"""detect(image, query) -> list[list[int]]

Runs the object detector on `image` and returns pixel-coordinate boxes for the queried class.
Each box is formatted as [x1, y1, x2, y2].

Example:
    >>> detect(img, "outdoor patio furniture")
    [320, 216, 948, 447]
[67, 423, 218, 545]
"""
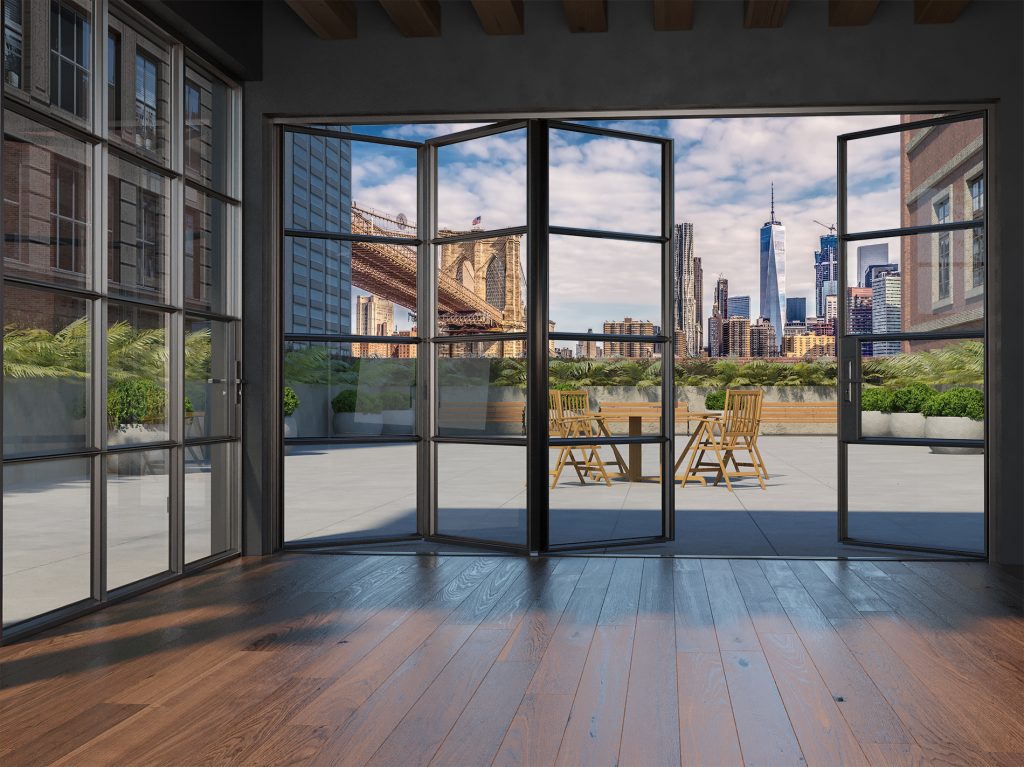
[674, 389, 768, 490]
[548, 390, 615, 488]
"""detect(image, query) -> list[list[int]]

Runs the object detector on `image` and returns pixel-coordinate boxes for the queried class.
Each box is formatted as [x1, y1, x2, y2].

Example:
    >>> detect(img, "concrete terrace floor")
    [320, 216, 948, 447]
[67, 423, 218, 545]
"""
[283, 437, 985, 557]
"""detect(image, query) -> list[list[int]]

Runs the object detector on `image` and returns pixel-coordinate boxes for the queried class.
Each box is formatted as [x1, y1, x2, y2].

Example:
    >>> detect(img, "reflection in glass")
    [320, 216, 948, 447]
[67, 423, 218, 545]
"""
[283, 129, 352, 234]
[847, 443, 983, 553]
[4, 0, 25, 89]
[549, 444, 661, 545]
[549, 128, 662, 235]
[107, 449, 171, 589]
[437, 443, 525, 546]
[437, 342, 525, 438]
[284, 236, 354, 335]
[846, 115, 982, 234]
[185, 442, 234, 562]
[549, 235, 660, 333]
[3, 458, 92, 625]
[284, 443, 416, 543]
[284, 342, 416, 438]
[184, 66, 233, 194]
[108, 156, 169, 301]
[185, 188, 230, 314]
[3, 109, 92, 288]
[436, 235, 525, 335]
[107, 303, 170, 444]
[3, 283, 90, 457]
[49, 0, 91, 120]
[185, 316, 234, 440]
[437, 129, 525, 232]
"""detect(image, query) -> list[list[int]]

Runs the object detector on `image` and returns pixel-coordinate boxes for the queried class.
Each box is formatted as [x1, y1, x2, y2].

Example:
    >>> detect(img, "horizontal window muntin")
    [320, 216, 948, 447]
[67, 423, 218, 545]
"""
[107, 294, 178, 314]
[838, 110, 983, 142]
[842, 220, 983, 242]
[185, 179, 241, 208]
[284, 435, 420, 445]
[182, 306, 239, 324]
[105, 439, 177, 453]
[284, 333, 420, 344]
[184, 434, 241, 448]
[843, 330, 984, 342]
[550, 332, 670, 344]
[283, 228, 419, 246]
[107, 141, 175, 181]
[433, 332, 525, 345]
[1, 447, 100, 464]
[549, 435, 668, 447]
[548, 225, 668, 244]
[550, 119, 670, 145]
[852, 436, 984, 449]
[431, 226, 526, 246]
[3, 98, 100, 146]
[283, 124, 422, 150]
[426, 120, 526, 148]
[432, 435, 527, 447]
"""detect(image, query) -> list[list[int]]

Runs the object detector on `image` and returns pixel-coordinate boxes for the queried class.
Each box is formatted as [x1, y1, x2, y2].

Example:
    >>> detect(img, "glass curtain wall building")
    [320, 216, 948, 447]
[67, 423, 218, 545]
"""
[1, 0, 242, 637]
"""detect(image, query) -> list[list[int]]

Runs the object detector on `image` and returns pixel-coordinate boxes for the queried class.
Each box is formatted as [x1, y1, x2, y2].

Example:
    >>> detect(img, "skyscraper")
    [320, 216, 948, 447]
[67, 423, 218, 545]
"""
[847, 287, 873, 355]
[727, 295, 750, 319]
[856, 243, 889, 287]
[759, 185, 785, 353]
[714, 275, 729, 319]
[786, 296, 807, 324]
[603, 317, 656, 358]
[750, 318, 777, 358]
[672, 223, 700, 356]
[723, 316, 751, 357]
[864, 263, 899, 289]
[814, 233, 838, 317]
[576, 329, 599, 359]
[708, 303, 724, 357]
[872, 271, 902, 356]
[693, 255, 703, 354]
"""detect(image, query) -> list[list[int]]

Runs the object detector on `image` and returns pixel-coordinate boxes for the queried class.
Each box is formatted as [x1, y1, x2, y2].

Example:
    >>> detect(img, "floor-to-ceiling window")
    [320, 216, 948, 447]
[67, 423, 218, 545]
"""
[1, 0, 242, 638]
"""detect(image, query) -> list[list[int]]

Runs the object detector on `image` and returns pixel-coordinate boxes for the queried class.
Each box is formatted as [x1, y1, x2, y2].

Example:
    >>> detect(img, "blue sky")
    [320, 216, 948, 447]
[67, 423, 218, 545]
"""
[342, 116, 904, 339]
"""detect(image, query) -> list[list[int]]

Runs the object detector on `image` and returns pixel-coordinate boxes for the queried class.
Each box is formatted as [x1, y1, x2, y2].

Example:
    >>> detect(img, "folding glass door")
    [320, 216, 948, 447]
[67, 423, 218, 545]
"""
[837, 112, 986, 556]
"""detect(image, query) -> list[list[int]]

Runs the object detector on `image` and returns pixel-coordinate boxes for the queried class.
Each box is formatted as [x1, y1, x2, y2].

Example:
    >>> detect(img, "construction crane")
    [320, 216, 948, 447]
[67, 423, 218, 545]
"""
[814, 220, 837, 234]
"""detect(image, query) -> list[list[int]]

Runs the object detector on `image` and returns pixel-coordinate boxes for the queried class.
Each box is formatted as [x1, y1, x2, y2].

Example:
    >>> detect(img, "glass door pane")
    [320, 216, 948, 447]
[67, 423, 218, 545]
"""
[838, 112, 986, 556]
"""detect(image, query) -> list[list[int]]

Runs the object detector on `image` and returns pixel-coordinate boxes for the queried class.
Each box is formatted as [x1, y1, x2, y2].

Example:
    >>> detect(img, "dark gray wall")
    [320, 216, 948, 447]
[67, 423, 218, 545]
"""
[241, 0, 1024, 564]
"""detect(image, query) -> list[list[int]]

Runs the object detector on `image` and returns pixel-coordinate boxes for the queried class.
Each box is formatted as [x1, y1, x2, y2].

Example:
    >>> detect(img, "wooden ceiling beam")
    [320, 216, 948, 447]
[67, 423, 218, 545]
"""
[564, 0, 608, 33]
[828, 0, 880, 26]
[653, 0, 694, 31]
[914, 0, 970, 23]
[378, 0, 441, 37]
[470, 0, 524, 35]
[285, 0, 357, 39]
[743, 0, 790, 28]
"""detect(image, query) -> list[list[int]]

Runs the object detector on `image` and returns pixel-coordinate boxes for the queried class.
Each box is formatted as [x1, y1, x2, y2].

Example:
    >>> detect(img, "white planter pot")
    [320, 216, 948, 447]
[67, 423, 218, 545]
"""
[283, 416, 297, 439]
[889, 412, 926, 439]
[925, 416, 984, 454]
[333, 412, 383, 436]
[107, 425, 169, 472]
[382, 409, 415, 435]
[861, 410, 891, 438]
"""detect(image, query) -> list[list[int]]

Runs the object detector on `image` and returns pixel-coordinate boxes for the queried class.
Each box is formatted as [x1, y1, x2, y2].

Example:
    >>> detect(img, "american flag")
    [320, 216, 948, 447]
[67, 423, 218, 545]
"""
[472, 215, 482, 226]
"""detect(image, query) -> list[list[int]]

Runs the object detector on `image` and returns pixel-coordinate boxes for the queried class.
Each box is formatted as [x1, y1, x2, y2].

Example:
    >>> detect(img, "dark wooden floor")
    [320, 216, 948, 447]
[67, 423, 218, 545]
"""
[1, 554, 1022, 767]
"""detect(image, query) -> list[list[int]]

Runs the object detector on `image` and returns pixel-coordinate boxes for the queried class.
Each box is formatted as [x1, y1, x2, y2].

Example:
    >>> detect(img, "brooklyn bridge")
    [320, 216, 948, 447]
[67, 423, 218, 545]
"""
[351, 204, 525, 334]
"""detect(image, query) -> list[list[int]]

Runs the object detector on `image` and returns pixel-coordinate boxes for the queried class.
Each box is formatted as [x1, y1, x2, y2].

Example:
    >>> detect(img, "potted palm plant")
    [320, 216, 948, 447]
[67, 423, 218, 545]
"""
[860, 386, 894, 437]
[888, 382, 936, 438]
[923, 387, 984, 454]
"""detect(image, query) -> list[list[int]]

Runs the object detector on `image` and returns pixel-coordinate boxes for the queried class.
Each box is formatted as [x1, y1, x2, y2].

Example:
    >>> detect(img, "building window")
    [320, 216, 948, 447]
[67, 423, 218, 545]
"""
[107, 32, 120, 132]
[51, 158, 88, 275]
[4, 0, 23, 88]
[934, 197, 950, 301]
[972, 230, 985, 289]
[138, 189, 161, 289]
[184, 80, 202, 174]
[50, 0, 91, 120]
[134, 52, 158, 151]
[969, 175, 984, 214]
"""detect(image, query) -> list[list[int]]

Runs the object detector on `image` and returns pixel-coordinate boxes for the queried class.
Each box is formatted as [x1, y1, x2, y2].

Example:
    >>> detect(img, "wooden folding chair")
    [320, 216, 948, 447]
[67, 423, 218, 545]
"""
[557, 390, 628, 477]
[548, 390, 616, 488]
[677, 389, 768, 490]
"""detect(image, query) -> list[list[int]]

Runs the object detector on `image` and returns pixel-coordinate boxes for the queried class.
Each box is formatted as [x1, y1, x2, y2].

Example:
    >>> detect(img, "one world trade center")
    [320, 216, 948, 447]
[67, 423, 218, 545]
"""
[759, 184, 786, 353]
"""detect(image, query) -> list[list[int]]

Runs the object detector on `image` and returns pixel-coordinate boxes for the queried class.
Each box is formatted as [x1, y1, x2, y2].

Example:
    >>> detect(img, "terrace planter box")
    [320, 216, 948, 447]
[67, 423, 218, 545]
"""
[861, 411, 890, 438]
[382, 408, 415, 435]
[333, 412, 383, 436]
[889, 412, 926, 439]
[925, 416, 984, 454]
[283, 416, 297, 439]
[108, 425, 169, 472]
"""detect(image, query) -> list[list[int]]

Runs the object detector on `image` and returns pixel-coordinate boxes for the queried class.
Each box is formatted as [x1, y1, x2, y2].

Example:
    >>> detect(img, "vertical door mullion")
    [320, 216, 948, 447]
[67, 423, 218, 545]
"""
[417, 142, 436, 537]
[526, 120, 549, 553]
[836, 135, 849, 543]
[660, 138, 675, 541]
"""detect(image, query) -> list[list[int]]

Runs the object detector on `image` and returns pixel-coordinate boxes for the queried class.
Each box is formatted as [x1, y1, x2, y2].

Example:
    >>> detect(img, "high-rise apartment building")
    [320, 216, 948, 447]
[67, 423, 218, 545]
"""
[782, 333, 836, 358]
[750, 317, 777, 358]
[714, 276, 729, 319]
[673, 329, 688, 359]
[693, 255, 703, 354]
[603, 317, 656, 358]
[824, 293, 838, 325]
[864, 263, 900, 289]
[672, 223, 700, 356]
[786, 296, 806, 324]
[847, 286, 873, 356]
[727, 295, 750, 320]
[759, 185, 786, 352]
[856, 243, 889, 287]
[723, 316, 751, 357]
[354, 294, 394, 336]
[814, 233, 838, 317]
[708, 303, 724, 357]
[576, 329, 599, 359]
[872, 271, 902, 356]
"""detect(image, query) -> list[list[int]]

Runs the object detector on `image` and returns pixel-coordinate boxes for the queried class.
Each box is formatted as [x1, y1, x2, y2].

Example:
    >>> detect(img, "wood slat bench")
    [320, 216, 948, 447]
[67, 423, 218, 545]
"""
[437, 401, 525, 434]
[597, 401, 691, 424]
[759, 401, 837, 424]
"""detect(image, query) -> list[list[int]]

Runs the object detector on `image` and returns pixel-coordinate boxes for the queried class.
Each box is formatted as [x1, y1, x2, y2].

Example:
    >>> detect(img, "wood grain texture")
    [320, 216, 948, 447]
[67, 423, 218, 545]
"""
[2, 552, 1022, 767]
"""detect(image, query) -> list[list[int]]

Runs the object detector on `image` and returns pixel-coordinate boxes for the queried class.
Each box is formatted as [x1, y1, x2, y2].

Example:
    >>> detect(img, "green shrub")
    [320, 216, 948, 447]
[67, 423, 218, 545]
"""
[184, 396, 194, 414]
[860, 387, 895, 413]
[108, 378, 166, 429]
[704, 390, 726, 410]
[890, 382, 937, 414]
[380, 389, 411, 410]
[283, 386, 300, 417]
[331, 389, 357, 414]
[922, 387, 984, 420]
